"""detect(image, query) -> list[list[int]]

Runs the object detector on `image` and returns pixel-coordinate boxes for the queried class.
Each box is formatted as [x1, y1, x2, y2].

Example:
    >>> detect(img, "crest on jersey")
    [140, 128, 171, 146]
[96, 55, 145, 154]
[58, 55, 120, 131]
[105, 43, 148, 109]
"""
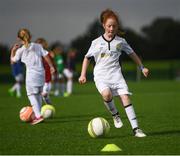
[101, 53, 105, 58]
[100, 52, 110, 58]
[116, 43, 121, 52]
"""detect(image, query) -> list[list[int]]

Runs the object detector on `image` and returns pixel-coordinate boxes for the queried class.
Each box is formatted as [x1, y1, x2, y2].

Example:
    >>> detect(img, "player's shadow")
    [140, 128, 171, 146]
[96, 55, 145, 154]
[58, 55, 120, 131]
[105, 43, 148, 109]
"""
[103, 129, 180, 139]
[44, 114, 109, 124]
[100, 135, 130, 139]
[44, 114, 143, 124]
[148, 129, 180, 136]
[44, 114, 137, 124]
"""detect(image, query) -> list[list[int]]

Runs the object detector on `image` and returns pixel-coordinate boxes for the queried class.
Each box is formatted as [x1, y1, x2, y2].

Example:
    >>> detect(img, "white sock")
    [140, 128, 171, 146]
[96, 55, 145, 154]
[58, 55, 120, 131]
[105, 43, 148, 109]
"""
[125, 104, 138, 129]
[104, 99, 118, 115]
[67, 79, 72, 94]
[37, 94, 42, 108]
[54, 82, 59, 92]
[60, 83, 65, 94]
[48, 83, 52, 94]
[43, 82, 52, 95]
[28, 94, 41, 118]
[11, 83, 18, 91]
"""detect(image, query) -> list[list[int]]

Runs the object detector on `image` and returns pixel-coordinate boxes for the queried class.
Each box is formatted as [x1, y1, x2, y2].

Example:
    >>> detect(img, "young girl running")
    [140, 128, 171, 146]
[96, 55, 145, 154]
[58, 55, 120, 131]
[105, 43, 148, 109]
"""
[63, 48, 77, 96]
[79, 9, 149, 137]
[11, 28, 55, 125]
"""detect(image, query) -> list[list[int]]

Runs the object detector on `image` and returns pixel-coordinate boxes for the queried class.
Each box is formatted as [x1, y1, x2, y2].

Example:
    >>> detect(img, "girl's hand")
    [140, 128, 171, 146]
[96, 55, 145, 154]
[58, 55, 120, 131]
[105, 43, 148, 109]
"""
[10, 43, 21, 64]
[79, 76, 87, 84]
[12, 43, 20, 52]
[142, 67, 149, 77]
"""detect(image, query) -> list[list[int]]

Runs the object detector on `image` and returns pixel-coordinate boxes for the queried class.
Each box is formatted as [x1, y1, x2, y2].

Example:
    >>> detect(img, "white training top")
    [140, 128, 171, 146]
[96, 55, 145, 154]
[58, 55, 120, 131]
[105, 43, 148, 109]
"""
[85, 35, 134, 83]
[11, 43, 48, 86]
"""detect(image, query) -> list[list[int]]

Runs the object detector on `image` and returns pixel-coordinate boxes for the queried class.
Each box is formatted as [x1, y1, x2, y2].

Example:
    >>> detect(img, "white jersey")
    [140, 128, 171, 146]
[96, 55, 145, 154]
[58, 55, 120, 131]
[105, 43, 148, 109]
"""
[85, 35, 134, 83]
[11, 43, 48, 87]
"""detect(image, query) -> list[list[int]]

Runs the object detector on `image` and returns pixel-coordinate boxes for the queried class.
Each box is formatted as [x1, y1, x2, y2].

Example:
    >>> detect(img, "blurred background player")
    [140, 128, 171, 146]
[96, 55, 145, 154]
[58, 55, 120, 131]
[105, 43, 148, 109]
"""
[9, 50, 24, 98]
[63, 48, 77, 96]
[35, 38, 56, 104]
[51, 43, 65, 96]
[11, 28, 55, 125]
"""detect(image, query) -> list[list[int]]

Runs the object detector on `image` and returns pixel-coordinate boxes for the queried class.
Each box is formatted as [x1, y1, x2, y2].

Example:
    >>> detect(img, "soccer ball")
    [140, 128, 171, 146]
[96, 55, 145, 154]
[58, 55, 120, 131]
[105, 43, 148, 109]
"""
[88, 117, 110, 138]
[19, 106, 35, 122]
[41, 104, 55, 119]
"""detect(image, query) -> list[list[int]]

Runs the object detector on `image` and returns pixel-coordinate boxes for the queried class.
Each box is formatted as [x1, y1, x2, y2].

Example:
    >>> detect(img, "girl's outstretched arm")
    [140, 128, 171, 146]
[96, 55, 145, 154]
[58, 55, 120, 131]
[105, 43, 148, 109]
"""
[44, 54, 55, 75]
[79, 57, 90, 84]
[129, 52, 149, 77]
[10, 43, 21, 64]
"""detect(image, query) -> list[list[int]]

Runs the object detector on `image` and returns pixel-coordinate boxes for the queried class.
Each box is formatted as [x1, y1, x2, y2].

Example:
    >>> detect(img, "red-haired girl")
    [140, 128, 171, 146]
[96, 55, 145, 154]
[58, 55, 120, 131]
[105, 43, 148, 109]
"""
[79, 9, 149, 137]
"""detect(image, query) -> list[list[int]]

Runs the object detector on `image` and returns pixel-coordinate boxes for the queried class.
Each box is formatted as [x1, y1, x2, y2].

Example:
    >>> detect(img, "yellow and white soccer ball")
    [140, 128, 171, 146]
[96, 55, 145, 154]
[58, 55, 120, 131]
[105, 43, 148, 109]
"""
[41, 104, 55, 119]
[88, 117, 110, 138]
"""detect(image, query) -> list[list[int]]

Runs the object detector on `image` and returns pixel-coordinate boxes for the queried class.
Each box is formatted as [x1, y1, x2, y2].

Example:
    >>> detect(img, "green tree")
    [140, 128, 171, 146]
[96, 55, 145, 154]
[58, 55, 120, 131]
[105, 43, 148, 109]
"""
[0, 44, 10, 64]
[142, 18, 180, 59]
[70, 19, 103, 62]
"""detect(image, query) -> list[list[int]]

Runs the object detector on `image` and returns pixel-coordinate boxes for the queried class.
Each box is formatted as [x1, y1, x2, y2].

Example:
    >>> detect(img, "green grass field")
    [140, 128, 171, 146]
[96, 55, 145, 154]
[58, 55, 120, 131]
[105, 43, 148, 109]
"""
[0, 80, 180, 155]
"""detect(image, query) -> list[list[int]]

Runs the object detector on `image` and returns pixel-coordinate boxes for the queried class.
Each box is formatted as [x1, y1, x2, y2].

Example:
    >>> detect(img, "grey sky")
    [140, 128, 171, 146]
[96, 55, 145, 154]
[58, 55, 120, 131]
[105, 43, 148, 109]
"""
[0, 0, 180, 46]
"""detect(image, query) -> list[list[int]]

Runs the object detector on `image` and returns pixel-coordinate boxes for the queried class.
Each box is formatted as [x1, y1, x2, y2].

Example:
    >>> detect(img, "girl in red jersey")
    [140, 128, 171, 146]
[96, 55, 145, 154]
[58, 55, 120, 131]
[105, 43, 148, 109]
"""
[35, 38, 57, 104]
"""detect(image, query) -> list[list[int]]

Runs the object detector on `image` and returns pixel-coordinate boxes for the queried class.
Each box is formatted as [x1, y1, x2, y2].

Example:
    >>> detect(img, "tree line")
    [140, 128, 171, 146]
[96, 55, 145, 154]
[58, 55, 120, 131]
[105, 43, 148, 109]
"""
[1, 17, 180, 65]
[70, 17, 180, 62]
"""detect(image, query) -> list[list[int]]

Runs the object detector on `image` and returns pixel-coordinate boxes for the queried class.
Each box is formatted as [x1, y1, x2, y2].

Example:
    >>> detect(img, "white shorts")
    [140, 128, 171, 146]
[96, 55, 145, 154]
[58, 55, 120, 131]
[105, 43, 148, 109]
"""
[95, 80, 132, 96]
[15, 73, 23, 82]
[63, 68, 73, 79]
[26, 85, 43, 96]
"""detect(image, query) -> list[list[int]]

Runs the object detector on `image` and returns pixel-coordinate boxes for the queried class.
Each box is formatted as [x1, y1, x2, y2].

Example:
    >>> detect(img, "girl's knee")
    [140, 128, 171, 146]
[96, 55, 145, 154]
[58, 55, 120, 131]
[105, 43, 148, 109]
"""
[101, 89, 112, 101]
[120, 95, 131, 106]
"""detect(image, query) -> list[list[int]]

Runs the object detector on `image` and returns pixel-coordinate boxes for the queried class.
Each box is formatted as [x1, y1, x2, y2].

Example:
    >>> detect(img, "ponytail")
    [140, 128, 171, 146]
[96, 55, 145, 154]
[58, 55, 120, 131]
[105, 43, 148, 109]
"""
[17, 28, 31, 45]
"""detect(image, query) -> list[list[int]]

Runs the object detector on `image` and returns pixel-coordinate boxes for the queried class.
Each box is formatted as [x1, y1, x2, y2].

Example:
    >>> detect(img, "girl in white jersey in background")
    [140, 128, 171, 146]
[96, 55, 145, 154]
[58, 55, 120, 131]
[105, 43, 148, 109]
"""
[79, 9, 149, 137]
[11, 28, 55, 125]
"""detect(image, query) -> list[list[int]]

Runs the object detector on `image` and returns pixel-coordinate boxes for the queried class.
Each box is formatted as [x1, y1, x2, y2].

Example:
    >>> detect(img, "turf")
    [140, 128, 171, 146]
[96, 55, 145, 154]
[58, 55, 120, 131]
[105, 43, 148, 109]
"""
[0, 80, 180, 155]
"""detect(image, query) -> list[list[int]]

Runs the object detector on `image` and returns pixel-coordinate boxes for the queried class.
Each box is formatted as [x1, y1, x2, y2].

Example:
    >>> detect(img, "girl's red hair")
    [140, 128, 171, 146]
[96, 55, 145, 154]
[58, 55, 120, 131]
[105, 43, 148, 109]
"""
[100, 9, 120, 26]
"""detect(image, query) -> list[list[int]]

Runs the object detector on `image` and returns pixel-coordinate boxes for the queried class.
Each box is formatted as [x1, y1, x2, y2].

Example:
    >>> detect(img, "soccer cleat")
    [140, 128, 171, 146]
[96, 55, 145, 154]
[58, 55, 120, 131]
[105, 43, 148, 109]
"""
[133, 128, 146, 137]
[31, 116, 44, 125]
[63, 92, 70, 97]
[16, 93, 22, 98]
[112, 114, 123, 128]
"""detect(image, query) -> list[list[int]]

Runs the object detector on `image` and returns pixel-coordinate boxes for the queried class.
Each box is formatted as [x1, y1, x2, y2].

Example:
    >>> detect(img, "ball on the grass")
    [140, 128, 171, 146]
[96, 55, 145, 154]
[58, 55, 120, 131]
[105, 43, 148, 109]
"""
[88, 117, 110, 138]
[20, 106, 35, 122]
[41, 104, 55, 119]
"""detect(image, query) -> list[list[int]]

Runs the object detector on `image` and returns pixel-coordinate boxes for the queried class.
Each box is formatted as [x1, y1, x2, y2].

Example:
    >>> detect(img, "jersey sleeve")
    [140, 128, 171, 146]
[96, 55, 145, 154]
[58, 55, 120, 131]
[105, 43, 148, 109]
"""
[121, 39, 134, 55]
[85, 41, 95, 58]
[11, 48, 23, 62]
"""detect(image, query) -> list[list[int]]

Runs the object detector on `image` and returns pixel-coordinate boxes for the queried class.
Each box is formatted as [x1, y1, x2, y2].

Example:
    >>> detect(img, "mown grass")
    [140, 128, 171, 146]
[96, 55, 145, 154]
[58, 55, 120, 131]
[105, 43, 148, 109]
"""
[0, 80, 180, 154]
